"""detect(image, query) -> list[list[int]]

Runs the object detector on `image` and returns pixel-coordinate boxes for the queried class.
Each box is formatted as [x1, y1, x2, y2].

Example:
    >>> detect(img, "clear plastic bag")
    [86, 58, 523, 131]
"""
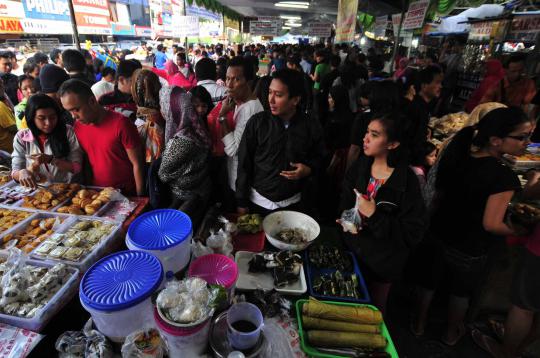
[191, 240, 213, 259]
[0, 323, 43, 358]
[56, 318, 113, 358]
[121, 327, 167, 358]
[339, 190, 362, 234]
[205, 229, 233, 258]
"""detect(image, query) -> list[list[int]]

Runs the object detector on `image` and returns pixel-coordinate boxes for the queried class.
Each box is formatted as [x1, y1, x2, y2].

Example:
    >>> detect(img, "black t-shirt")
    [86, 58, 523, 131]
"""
[430, 156, 520, 256]
[350, 110, 372, 146]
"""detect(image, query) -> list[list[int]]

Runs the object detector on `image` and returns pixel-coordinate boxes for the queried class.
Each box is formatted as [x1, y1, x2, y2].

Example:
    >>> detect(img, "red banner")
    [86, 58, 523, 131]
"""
[73, 0, 111, 34]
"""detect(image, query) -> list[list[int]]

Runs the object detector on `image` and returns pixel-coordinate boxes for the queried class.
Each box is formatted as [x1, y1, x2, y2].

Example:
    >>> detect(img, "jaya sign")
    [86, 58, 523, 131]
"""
[0, 17, 23, 33]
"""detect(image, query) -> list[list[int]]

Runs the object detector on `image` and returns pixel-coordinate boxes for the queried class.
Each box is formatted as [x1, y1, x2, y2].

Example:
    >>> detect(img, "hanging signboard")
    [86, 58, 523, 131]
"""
[469, 21, 493, 41]
[402, 0, 429, 30]
[112, 23, 135, 36]
[392, 13, 402, 35]
[73, 0, 112, 35]
[508, 15, 540, 42]
[22, 0, 69, 21]
[308, 22, 332, 37]
[258, 16, 280, 22]
[374, 15, 387, 38]
[177, 15, 199, 37]
[250, 20, 279, 36]
[186, 3, 220, 22]
[335, 0, 358, 43]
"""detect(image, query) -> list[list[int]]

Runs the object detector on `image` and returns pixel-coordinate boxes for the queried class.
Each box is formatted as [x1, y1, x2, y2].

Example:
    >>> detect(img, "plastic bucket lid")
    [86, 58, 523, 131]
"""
[80, 250, 163, 312]
[154, 307, 210, 336]
[127, 209, 192, 251]
[188, 254, 239, 289]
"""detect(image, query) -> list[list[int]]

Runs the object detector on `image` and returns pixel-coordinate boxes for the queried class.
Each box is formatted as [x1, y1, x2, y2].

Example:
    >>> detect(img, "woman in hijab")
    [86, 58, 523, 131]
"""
[158, 84, 212, 222]
[394, 57, 410, 80]
[465, 59, 505, 113]
[131, 69, 165, 163]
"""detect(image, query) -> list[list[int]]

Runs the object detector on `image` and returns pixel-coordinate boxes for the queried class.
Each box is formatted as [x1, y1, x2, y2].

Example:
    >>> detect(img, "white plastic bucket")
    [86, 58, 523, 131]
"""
[154, 307, 211, 357]
[81, 296, 154, 343]
[126, 209, 193, 277]
[126, 234, 192, 276]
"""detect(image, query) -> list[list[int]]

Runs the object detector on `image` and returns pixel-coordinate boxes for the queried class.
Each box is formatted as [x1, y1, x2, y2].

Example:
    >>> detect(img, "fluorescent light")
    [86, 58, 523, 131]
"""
[286, 22, 302, 27]
[282, 26, 291, 29]
[275, 2, 309, 9]
[280, 15, 301, 20]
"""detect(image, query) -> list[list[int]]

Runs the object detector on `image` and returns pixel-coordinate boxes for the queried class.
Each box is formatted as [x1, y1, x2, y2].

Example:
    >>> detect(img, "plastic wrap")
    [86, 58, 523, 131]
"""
[191, 241, 213, 259]
[206, 229, 233, 258]
[121, 327, 167, 358]
[156, 277, 223, 325]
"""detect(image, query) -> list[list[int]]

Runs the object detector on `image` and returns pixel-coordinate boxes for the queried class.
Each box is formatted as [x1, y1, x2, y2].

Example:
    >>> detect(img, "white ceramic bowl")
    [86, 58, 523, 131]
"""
[262, 211, 320, 251]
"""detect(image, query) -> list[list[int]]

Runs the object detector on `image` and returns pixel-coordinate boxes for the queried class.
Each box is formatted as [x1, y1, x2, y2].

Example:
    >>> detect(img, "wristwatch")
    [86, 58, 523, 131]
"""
[218, 116, 227, 123]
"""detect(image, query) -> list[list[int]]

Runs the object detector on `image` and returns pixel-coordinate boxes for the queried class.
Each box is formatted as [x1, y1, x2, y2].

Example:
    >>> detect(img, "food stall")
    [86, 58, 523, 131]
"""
[0, 179, 400, 358]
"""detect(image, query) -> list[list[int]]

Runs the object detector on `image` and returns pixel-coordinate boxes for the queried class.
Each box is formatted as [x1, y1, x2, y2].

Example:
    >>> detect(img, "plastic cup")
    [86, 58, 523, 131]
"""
[226, 303, 264, 351]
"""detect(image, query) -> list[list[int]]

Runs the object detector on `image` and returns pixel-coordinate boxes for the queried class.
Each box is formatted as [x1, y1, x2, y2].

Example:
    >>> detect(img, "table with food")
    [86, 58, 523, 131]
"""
[0, 196, 400, 357]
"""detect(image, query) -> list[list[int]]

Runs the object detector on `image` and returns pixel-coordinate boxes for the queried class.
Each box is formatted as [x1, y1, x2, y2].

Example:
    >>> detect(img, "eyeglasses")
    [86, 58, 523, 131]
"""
[506, 134, 532, 142]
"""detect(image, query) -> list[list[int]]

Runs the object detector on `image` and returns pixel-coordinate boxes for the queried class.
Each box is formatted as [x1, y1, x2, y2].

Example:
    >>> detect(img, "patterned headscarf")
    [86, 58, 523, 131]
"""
[159, 85, 211, 148]
[131, 69, 162, 110]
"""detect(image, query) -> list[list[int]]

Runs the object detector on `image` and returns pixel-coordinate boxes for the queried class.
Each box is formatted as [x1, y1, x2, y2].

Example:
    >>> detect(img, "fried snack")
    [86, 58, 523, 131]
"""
[302, 316, 381, 334]
[1, 216, 63, 251]
[57, 187, 117, 216]
[20, 187, 77, 211]
[302, 300, 383, 324]
[307, 330, 386, 349]
[0, 209, 33, 234]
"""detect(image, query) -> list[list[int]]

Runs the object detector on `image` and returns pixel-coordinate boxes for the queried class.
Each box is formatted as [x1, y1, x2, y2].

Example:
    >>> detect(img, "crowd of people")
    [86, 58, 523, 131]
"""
[0, 41, 539, 357]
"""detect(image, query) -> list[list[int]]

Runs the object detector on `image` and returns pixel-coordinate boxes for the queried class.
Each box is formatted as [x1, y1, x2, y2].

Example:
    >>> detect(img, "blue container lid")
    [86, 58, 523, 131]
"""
[80, 250, 163, 311]
[127, 209, 192, 250]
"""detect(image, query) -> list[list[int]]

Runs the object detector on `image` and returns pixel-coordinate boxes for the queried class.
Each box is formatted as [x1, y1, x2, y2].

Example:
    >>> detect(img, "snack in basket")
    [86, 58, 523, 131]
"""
[21, 184, 81, 211]
[33, 220, 115, 262]
[1, 217, 62, 253]
[312, 271, 361, 299]
[430, 112, 469, 136]
[308, 245, 353, 271]
[0, 209, 32, 234]
[57, 187, 116, 215]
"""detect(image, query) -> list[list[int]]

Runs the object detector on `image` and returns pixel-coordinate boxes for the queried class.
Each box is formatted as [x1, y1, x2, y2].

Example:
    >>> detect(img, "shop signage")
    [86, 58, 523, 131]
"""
[335, 0, 358, 43]
[374, 15, 387, 37]
[177, 15, 199, 37]
[0, 0, 24, 18]
[250, 20, 279, 36]
[21, 18, 72, 33]
[402, 0, 429, 30]
[258, 16, 280, 22]
[392, 13, 402, 35]
[468, 21, 493, 41]
[0, 17, 22, 33]
[73, 0, 112, 35]
[22, 0, 69, 21]
[135, 25, 152, 37]
[186, 3, 220, 22]
[508, 15, 540, 42]
[308, 22, 332, 37]
[112, 22, 135, 36]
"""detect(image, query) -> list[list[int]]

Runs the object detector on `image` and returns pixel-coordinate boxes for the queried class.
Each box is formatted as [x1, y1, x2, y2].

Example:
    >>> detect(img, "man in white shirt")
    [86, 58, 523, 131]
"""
[91, 67, 116, 100]
[195, 58, 227, 106]
[218, 56, 264, 195]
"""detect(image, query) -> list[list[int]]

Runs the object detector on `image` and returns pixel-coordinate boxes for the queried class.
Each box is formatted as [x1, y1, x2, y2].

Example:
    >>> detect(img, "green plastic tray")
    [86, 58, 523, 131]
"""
[295, 299, 399, 358]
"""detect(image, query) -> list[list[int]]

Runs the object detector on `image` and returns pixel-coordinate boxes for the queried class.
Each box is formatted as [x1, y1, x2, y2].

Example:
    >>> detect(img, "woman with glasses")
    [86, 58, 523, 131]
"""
[409, 107, 533, 345]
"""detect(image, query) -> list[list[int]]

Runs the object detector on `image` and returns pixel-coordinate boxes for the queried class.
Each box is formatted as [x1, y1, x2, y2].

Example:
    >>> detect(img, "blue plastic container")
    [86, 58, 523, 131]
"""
[305, 250, 370, 303]
[80, 250, 163, 342]
[126, 209, 193, 277]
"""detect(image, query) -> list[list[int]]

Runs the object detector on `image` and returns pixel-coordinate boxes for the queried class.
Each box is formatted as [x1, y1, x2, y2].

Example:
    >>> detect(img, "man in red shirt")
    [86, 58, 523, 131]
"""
[59, 79, 145, 196]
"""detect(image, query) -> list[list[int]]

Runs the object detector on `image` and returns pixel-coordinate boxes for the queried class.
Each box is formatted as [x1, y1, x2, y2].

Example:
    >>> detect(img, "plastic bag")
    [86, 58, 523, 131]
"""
[121, 327, 166, 358]
[56, 318, 113, 358]
[260, 318, 297, 358]
[339, 190, 362, 234]
[205, 229, 233, 258]
[0, 322, 43, 358]
[0, 248, 30, 306]
[191, 240, 213, 259]
[218, 216, 237, 234]
[156, 277, 224, 325]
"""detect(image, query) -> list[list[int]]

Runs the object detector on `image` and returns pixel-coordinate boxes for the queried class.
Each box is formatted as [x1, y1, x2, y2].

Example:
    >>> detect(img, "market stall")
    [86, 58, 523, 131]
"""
[7, 197, 400, 357]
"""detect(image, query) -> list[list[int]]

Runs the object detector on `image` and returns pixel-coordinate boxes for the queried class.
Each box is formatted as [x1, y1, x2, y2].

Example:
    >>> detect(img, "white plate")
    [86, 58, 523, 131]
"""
[234, 251, 306, 296]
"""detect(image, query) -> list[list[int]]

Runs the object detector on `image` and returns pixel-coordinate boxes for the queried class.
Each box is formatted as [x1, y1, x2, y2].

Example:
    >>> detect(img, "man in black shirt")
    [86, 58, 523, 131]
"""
[0, 51, 19, 105]
[62, 49, 95, 87]
[407, 65, 442, 145]
[286, 54, 314, 115]
[236, 69, 325, 215]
